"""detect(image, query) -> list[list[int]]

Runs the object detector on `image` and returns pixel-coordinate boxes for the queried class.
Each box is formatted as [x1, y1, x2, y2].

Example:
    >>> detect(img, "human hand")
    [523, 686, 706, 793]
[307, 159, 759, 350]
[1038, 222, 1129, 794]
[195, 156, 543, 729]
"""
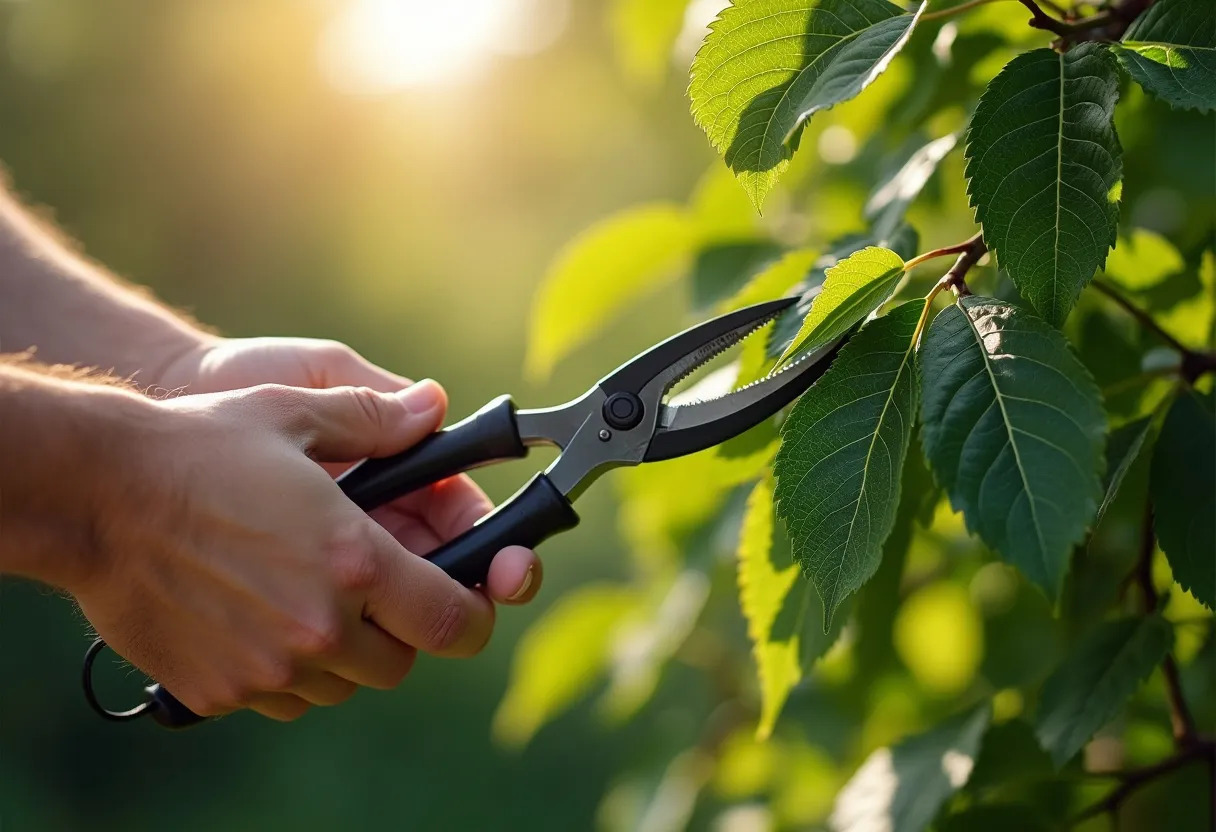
[156, 335, 541, 602]
[74, 381, 537, 721]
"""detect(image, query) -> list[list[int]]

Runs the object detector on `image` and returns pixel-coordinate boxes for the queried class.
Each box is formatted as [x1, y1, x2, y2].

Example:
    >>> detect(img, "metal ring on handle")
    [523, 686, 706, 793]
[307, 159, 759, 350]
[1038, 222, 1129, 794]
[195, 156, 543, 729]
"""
[82, 638, 151, 722]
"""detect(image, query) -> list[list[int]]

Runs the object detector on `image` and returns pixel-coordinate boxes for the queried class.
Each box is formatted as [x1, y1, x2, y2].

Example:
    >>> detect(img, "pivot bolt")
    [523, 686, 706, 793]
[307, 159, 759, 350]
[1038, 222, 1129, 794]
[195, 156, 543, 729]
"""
[598, 429, 611, 441]
[602, 392, 644, 430]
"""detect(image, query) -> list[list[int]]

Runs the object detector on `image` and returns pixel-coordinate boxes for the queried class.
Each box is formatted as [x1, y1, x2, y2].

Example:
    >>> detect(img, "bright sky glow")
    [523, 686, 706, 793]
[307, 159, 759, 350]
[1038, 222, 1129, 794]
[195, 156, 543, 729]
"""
[321, 0, 567, 94]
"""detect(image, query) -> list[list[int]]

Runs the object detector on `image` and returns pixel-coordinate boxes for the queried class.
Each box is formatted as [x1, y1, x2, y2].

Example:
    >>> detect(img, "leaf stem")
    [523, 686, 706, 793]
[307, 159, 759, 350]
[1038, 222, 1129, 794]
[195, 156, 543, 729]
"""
[1069, 740, 1216, 825]
[909, 234, 988, 345]
[905, 232, 986, 271]
[1090, 278, 1192, 356]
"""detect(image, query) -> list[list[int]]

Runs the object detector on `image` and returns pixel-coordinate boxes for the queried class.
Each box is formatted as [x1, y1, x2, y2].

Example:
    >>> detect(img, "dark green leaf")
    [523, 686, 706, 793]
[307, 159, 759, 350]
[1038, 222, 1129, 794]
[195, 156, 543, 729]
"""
[937, 804, 1052, 832]
[919, 297, 1107, 599]
[775, 300, 924, 628]
[1150, 390, 1216, 608]
[690, 0, 925, 208]
[1034, 615, 1173, 767]
[831, 703, 991, 832]
[1116, 0, 1216, 114]
[1097, 415, 1155, 525]
[691, 240, 784, 309]
[965, 44, 1123, 326]
[777, 246, 907, 364]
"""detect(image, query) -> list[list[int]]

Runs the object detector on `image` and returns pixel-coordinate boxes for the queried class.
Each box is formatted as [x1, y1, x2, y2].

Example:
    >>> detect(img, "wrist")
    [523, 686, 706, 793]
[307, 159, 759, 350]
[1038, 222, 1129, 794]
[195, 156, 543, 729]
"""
[0, 367, 159, 592]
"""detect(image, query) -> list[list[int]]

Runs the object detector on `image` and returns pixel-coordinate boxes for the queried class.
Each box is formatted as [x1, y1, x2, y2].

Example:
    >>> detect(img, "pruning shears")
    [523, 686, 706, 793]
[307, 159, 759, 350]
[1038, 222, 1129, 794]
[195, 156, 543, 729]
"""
[82, 292, 849, 729]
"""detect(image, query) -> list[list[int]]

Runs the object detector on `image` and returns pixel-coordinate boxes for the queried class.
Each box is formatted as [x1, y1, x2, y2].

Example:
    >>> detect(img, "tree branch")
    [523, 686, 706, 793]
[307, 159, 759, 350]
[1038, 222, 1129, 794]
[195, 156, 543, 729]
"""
[1091, 278, 1192, 355]
[941, 234, 988, 296]
[1070, 740, 1216, 825]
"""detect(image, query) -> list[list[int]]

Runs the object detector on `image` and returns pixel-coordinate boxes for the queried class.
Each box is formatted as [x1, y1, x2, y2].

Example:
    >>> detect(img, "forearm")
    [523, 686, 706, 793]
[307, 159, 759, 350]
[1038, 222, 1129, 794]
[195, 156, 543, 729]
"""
[0, 186, 212, 386]
[0, 361, 146, 590]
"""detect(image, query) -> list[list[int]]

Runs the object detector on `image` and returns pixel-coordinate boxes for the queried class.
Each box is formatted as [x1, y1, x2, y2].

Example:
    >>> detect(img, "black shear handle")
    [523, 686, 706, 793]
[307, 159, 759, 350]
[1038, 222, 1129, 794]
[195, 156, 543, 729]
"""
[337, 394, 529, 511]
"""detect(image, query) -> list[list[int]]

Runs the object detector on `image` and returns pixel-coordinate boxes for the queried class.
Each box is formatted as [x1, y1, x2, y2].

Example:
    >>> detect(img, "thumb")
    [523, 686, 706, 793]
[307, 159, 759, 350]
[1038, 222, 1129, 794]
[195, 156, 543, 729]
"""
[285, 379, 448, 462]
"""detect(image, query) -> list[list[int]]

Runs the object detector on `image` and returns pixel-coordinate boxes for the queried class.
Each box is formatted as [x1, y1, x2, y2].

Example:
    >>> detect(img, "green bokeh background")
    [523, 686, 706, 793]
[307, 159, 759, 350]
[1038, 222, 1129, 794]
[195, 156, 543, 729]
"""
[0, 1, 706, 828]
[2, 2, 1213, 830]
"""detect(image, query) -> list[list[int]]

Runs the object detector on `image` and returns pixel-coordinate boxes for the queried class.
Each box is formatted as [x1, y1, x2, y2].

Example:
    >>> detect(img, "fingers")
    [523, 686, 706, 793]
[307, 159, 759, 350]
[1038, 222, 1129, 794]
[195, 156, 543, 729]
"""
[247, 692, 312, 722]
[324, 621, 418, 690]
[288, 670, 359, 707]
[373, 474, 492, 549]
[251, 380, 448, 462]
[359, 521, 495, 658]
[485, 546, 543, 605]
[312, 341, 412, 392]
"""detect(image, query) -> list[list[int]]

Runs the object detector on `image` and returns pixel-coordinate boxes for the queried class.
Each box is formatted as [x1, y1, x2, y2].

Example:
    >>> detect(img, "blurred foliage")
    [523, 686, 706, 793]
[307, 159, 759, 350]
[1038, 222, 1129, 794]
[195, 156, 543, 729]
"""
[1, 0, 1213, 831]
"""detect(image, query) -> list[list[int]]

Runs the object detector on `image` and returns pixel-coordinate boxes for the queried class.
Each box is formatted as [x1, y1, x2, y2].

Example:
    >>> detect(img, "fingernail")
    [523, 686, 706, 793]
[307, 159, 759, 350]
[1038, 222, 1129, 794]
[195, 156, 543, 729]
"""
[506, 566, 534, 602]
[397, 379, 442, 416]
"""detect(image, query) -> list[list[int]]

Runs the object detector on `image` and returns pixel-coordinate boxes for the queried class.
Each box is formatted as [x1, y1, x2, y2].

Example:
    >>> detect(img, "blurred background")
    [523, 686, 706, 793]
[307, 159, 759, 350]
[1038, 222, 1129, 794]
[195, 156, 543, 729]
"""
[0, 0, 716, 828]
[1, 1, 1212, 830]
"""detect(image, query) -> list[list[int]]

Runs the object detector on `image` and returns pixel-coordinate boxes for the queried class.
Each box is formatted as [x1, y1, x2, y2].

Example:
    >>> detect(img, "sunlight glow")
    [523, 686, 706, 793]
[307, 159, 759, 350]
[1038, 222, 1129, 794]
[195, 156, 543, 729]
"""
[320, 0, 567, 94]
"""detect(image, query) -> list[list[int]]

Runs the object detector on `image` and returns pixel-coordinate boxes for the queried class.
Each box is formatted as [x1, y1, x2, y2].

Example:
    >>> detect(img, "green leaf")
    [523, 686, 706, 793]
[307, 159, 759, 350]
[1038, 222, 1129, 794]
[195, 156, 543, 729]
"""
[1097, 415, 1154, 525]
[777, 246, 907, 364]
[774, 299, 924, 628]
[1115, 0, 1216, 114]
[689, 0, 925, 209]
[691, 240, 784, 309]
[722, 247, 819, 312]
[608, 0, 689, 86]
[865, 132, 959, 241]
[1034, 615, 1173, 767]
[738, 476, 802, 739]
[1104, 228, 1187, 291]
[919, 297, 1107, 600]
[1150, 390, 1216, 608]
[525, 204, 696, 380]
[965, 44, 1123, 326]
[767, 226, 920, 359]
[493, 584, 640, 748]
[831, 703, 991, 832]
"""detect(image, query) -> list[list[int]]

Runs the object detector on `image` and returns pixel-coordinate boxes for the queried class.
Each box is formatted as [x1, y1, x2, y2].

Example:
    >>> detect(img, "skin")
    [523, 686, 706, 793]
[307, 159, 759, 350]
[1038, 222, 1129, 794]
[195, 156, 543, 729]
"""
[0, 180, 541, 721]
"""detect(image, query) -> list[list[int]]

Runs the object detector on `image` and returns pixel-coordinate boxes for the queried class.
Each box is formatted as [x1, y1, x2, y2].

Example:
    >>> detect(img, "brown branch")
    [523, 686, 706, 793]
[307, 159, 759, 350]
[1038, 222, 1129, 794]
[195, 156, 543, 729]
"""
[1070, 740, 1216, 825]
[905, 232, 988, 271]
[1091, 278, 1193, 356]
[1134, 503, 1199, 745]
[941, 234, 988, 296]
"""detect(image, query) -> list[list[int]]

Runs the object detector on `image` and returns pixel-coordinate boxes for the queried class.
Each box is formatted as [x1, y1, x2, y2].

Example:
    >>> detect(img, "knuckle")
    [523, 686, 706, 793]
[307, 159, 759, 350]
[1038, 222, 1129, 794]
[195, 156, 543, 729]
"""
[327, 525, 380, 592]
[254, 654, 299, 692]
[318, 339, 357, 365]
[422, 598, 469, 654]
[286, 613, 345, 659]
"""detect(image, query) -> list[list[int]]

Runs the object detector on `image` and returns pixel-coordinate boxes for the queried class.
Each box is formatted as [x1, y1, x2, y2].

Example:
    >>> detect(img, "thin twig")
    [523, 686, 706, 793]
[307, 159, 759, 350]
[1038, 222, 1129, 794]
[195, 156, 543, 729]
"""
[1091, 278, 1193, 356]
[1134, 502, 1199, 745]
[921, 0, 1009, 22]
[905, 232, 987, 270]
[1070, 740, 1216, 825]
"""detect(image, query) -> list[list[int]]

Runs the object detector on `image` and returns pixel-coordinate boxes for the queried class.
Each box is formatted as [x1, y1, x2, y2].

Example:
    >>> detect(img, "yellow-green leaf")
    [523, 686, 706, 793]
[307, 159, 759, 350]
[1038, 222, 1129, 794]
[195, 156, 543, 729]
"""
[777, 246, 906, 364]
[739, 476, 803, 739]
[689, 0, 925, 209]
[494, 584, 641, 748]
[721, 248, 819, 312]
